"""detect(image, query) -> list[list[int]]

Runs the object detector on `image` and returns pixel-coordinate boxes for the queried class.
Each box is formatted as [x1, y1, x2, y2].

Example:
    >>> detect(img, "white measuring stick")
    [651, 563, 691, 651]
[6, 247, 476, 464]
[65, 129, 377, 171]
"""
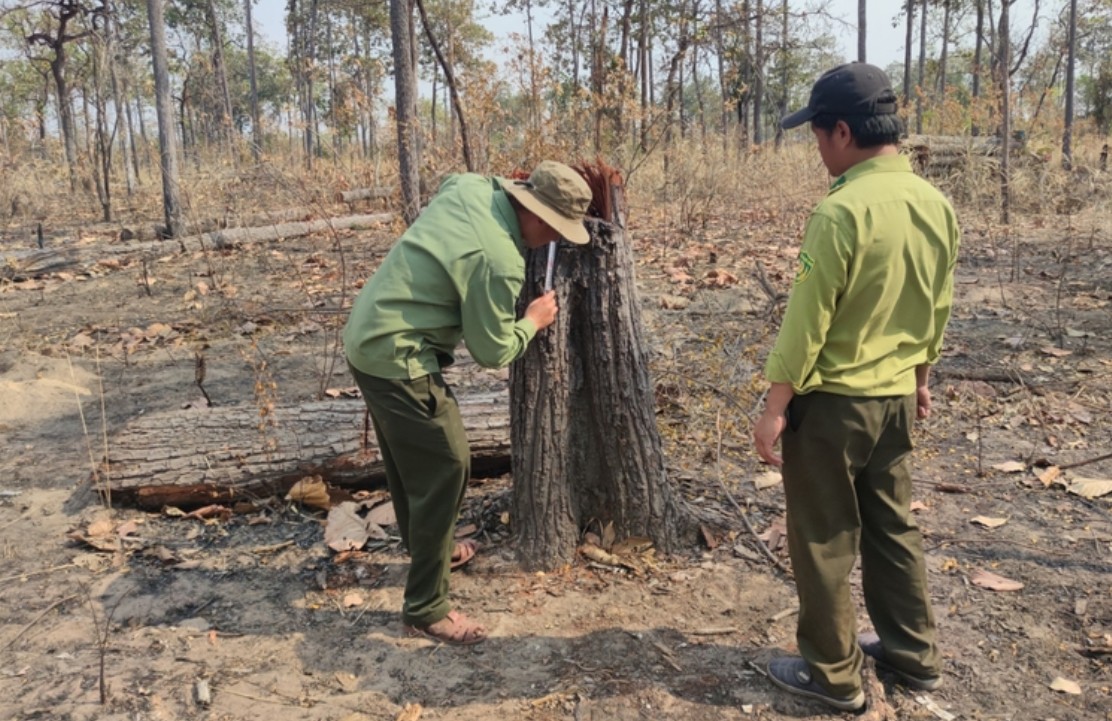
[543, 241, 557, 293]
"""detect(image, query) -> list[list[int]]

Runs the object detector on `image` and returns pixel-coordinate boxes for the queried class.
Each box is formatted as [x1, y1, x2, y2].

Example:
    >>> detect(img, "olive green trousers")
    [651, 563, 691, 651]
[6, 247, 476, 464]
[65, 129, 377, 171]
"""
[781, 391, 940, 698]
[349, 365, 469, 627]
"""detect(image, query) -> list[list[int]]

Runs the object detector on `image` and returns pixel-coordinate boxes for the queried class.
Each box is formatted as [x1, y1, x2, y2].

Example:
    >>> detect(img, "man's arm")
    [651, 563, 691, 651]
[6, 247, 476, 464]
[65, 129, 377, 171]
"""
[754, 382, 794, 467]
[915, 364, 932, 419]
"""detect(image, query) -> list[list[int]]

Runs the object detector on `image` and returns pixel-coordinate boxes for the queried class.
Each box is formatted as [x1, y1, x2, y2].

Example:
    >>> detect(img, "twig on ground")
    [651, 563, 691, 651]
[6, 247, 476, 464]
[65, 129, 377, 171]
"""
[1059, 451, 1112, 471]
[713, 411, 791, 575]
[1, 593, 79, 652]
[686, 627, 739, 636]
[0, 563, 78, 585]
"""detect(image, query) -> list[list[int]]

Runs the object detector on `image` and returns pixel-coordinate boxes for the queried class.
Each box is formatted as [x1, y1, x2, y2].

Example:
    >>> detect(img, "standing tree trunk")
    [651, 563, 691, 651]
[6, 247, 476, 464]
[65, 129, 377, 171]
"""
[903, 0, 914, 108]
[774, 0, 787, 149]
[203, 0, 235, 158]
[972, 0, 984, 135]
[998, 0, 1011, 226]
[146, 0, 183, 237]
[753, 0, 763, 145]
[916, 0, 927, 134]
[390, 0, 420, 224]
[245, 0, 262, 161]
[858, 0, 866, 62]
[415, 0, 473, 170]
[511, 162, 694, 570]
[1062, 0, 1078, 170]
[938, 0, 951, 126]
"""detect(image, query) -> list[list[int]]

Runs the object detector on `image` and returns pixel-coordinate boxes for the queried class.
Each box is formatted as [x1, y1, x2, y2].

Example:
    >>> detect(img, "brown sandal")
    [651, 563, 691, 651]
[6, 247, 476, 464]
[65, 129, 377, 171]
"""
[404, 610, 487, 646]
[449, 539, 478, 571]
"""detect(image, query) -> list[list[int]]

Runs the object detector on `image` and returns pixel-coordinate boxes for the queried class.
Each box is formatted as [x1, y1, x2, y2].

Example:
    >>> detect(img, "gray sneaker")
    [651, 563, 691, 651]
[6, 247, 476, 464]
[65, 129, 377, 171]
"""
[858, 632, 943, 691]
[766, 656, 866, 712]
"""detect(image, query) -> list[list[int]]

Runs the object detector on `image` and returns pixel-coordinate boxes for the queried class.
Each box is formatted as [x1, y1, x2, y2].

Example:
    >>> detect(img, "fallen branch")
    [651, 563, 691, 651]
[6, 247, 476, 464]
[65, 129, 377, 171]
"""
[1, 593, 79, 652]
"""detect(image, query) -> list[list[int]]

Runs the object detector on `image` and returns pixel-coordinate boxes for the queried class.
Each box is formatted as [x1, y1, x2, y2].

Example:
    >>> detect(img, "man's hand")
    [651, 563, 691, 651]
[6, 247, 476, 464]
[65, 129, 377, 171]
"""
[524, 291, 558, 331]
[916, 385, 931, 419]
[753, 410, 787, 467]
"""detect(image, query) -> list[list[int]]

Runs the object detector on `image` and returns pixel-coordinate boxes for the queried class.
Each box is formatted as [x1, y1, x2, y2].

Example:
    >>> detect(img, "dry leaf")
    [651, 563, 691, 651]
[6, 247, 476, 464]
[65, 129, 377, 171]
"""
[970, 568, 1024, 592]
[991, 461, 1026, 474]
[324, 502, 388, 552]
[86, 519, 115, 537]
[753, 471, 782, 490]
[116, 519, 141, 537]
[342, 592, 364, 608]
[910, 501, 928, 512]
[970, 516, 1008, 529]
[286, 475, 331, 511]
[366, 500, 396, 527]
[1036, 466, 1061, 487]
[1067, 477, 1112, 500]
[1049, 677, 1081, 695]
[1039, 346, 1072, 358]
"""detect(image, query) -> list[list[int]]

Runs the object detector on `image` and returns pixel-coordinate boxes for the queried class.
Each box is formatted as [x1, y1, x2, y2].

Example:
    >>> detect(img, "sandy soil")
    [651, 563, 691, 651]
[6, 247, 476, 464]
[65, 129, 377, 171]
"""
[1, 197, 1110, 721]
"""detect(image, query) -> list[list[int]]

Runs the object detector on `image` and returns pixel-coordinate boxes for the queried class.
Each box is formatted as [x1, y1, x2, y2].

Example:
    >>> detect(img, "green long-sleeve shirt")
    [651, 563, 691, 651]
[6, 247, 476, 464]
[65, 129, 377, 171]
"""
[344, 173, 537, 380]
[765, 154, 960, 397]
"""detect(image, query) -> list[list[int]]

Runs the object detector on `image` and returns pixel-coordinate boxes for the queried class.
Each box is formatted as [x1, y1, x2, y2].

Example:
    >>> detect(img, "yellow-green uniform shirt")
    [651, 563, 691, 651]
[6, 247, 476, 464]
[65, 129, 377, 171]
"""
[343, 173, 537, 380]
[765, 154, 959, 396]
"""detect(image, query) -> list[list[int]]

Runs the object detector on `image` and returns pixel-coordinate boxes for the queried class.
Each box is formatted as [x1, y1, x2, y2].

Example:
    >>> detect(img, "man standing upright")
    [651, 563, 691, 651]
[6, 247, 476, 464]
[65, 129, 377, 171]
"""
[753, 63, 959, 711]
[344, 161, 592, 646]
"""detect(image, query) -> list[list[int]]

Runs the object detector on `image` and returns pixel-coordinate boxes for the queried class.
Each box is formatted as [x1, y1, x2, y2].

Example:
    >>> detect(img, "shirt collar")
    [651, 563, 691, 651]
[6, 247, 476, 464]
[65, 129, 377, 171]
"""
[492, 178, 525, 253]
[829, 153, 912, 193]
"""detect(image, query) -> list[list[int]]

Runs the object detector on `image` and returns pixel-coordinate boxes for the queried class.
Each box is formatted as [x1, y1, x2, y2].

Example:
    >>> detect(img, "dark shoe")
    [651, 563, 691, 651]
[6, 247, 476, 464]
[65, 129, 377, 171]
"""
[766, 656, 866, 712]
[858, 632, 942, 691]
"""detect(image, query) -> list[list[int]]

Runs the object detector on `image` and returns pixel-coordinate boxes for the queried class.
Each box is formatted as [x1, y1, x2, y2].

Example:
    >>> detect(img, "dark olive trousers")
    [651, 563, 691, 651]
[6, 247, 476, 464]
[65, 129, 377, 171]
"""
[781, 391, 940, 698]
[349, 365, 470, 627]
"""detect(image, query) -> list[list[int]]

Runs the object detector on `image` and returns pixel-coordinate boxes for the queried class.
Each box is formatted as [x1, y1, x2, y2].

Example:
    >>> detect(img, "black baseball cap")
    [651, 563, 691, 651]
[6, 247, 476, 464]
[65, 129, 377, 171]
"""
[781, 62, 898, 130]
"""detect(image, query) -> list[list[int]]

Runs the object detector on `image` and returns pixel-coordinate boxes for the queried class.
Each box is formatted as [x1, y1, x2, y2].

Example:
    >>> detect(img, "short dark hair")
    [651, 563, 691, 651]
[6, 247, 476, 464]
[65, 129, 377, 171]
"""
[810, 112, 904, 149]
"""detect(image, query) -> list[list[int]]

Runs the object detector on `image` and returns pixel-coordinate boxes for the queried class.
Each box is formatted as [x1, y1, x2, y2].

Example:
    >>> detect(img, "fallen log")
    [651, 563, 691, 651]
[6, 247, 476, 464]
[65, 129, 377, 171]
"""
[117, 207, 320, 241]
[1, 213, 394, 280]
[337, 187, 394, 204]
[96, 388, 510, 510]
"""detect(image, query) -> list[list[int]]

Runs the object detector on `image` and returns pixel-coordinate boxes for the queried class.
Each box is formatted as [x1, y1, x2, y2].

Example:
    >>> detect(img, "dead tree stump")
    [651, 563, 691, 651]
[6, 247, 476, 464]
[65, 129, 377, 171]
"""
[510, 162, 695, 570]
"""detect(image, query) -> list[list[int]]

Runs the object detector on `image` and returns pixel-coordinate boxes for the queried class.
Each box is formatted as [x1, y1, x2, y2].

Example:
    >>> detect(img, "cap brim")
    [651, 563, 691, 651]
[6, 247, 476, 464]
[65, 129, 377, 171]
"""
[780, 107, 815, 130]
[504, 183, 590, 245]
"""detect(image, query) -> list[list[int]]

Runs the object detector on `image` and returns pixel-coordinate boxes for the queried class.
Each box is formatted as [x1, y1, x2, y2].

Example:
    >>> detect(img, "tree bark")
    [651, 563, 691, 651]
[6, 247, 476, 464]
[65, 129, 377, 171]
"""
[510, 162, 695, 571]
[391, 0, 421, 224]
[97, 391, 511, 510]
[1062, 0, 1078, 170]
[146, 0, 183, 237]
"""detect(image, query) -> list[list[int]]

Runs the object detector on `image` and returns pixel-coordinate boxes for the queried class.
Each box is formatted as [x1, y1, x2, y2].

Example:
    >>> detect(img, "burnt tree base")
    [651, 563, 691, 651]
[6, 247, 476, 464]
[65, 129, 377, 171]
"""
[510, 163, 695, 570]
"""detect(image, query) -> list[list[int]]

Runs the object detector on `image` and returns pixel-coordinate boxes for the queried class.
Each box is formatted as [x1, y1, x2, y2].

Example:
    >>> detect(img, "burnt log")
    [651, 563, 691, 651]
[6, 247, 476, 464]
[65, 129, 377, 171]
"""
[1, 213, 393, 280]
[510, 161, 695, 570]
[96, 389, 509, 510]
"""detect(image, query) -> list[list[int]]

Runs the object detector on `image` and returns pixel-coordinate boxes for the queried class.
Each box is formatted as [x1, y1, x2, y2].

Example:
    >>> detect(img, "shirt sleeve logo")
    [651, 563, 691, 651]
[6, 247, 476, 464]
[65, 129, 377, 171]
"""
[795, 250, 815, 284]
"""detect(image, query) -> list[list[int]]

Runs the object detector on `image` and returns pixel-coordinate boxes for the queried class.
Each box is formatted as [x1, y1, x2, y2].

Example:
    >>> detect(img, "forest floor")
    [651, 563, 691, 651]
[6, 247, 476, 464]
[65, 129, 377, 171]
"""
[1, 169, 1111, 721]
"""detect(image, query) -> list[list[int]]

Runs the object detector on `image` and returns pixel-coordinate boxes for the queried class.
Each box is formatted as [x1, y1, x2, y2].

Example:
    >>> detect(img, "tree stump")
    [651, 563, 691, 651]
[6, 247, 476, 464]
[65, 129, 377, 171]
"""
[510, 161, 695, 570]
